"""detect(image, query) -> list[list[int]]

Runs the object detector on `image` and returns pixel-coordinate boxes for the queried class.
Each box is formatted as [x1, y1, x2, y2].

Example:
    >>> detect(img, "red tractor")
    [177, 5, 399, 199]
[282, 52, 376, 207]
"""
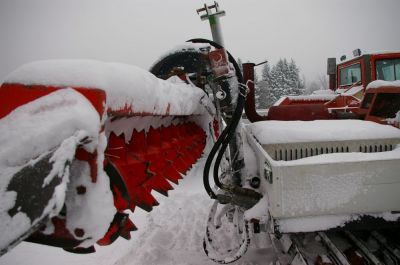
[244, 50, 400, 124]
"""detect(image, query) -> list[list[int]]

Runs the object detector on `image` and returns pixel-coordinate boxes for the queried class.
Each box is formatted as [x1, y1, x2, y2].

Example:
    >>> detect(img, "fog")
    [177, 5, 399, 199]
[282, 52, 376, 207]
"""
[1, 0, 399, 83]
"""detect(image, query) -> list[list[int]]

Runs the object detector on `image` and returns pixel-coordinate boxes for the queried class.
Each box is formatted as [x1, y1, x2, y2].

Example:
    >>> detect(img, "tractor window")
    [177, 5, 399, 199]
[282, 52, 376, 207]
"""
[370, 93, 400, 118]
[340, 63, 361, 86]
[376, 59, 400, 81]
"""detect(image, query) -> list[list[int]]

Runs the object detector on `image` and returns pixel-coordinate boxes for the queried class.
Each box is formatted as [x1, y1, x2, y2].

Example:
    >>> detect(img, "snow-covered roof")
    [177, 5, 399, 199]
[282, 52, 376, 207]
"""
[367, 80, 400, 90]
[4, 59, 213, 116]
[247, 120, 400, 145]
[339, 50, 400, 64]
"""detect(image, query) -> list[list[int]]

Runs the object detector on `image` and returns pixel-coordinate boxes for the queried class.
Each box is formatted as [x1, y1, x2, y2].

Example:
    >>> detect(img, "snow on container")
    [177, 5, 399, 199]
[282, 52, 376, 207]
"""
[245, 120, 400, 231]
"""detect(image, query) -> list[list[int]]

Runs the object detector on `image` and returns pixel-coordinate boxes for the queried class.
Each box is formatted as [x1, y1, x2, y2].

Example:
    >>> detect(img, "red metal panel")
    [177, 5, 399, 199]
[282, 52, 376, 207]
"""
[267, 104, 332, 121]
[209, 49, 230, 78]
[0, 83, 106, 119]
[242, 63, 268, 122]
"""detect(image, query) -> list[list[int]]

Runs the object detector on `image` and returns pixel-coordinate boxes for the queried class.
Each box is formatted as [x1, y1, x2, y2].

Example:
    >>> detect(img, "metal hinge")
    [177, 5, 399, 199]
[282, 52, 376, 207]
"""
[264, 161, 273, 183]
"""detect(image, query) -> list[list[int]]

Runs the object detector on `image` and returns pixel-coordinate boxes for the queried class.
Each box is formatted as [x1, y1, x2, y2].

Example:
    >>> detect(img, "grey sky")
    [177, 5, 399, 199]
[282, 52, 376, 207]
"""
[1, 0, 399, 83]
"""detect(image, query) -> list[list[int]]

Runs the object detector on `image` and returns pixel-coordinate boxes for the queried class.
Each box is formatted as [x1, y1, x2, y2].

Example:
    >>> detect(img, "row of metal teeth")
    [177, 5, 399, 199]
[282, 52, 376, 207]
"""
[106, 121, 206, 212]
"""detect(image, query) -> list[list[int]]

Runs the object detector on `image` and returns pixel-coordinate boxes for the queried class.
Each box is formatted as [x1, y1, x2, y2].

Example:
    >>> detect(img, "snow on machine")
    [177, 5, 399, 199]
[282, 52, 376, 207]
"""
[1, 2, 400, 264]
[197, 4, 400, 264]
[0, 57, 215, 254]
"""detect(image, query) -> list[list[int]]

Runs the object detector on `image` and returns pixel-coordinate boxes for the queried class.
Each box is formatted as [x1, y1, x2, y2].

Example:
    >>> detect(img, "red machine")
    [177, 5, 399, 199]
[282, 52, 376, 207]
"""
[243, 50, 400, 123]
[0, 57, 213, 255]
[1, 2, 399, 264]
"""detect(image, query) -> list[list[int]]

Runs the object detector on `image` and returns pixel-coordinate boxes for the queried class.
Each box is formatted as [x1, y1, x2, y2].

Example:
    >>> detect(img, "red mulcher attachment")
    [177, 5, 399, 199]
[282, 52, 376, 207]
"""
[0, 58, 212, 255]
[106, 123, 206, 213]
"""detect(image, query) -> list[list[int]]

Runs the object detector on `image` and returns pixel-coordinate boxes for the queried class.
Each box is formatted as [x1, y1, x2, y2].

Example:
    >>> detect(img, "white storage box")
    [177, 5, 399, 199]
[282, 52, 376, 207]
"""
[245, 120, 400, 222]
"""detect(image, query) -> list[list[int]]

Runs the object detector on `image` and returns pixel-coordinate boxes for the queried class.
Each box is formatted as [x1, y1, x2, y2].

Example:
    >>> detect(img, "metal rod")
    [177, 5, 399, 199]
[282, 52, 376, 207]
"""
[197, 2, 226, 47]
[344, 231, 384, 265]
[371, 231, 400, 262]
[318, 232, 351, 265]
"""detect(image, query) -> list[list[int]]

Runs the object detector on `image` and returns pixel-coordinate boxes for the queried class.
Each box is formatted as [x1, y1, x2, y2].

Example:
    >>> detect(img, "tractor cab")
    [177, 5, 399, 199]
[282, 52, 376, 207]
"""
[330, 50, 400, 92]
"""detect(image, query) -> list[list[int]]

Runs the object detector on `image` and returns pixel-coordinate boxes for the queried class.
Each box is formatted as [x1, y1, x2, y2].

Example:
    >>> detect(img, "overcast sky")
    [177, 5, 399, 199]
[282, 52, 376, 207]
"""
[1, 0, 399, 83]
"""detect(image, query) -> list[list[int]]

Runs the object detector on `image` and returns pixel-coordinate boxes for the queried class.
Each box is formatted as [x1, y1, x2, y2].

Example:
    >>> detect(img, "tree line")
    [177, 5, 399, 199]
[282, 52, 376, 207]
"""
[238, 58, 306, 109]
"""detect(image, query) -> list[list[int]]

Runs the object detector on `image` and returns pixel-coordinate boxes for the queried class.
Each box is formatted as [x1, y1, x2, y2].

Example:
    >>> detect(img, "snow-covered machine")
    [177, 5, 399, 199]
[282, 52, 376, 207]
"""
[1, 2, 400, 264]
[0, 58, 215, 255]
[0, 5, 255, 254]
[195, 4, 400, 264]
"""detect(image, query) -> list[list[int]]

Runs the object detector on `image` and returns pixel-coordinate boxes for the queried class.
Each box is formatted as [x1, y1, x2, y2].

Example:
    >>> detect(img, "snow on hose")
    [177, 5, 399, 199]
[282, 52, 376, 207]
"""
[203, 201, 251, 264]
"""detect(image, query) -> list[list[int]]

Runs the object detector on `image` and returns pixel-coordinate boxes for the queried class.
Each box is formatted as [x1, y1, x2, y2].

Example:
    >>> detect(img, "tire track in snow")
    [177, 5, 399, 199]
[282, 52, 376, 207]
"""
[115, 192, 214, 265]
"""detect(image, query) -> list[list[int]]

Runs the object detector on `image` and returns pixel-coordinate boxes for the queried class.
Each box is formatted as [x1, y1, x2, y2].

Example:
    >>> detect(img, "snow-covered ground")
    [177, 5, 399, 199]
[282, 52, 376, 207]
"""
[0, 159, 274, 265]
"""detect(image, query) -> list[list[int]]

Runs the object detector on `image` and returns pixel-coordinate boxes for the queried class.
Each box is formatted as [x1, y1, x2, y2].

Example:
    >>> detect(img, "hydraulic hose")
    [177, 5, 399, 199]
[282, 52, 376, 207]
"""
[202, 123, 230, 198]
[187, 38, 245, 197]
[212, 83, 246, 190]
[189, 39, 252, 264]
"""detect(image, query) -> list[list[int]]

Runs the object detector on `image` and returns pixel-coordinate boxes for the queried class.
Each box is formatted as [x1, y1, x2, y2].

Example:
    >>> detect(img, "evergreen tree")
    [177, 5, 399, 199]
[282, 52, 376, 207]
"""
[268, 58, 303, 104]
[247, 58, 304, 109]
[269, 59, 288, 101]
[256, 61, 273, 108]
[253, 67, 261, 108]
[261, 61, 272, 84]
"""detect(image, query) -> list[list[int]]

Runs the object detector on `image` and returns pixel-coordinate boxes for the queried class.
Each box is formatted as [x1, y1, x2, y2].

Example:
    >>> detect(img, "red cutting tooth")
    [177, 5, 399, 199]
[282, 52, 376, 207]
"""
[107, 132, 127, 161]
[130, 188, 159, 212]
[163, 164, 182, 184]
[144, 173, 173, 196]
[120, 162, 147, 187]
[120, 219, 137, 240]
[112, 187, 130, 211]
[173, 154, 190, 173]
[128, 130, 146, 153]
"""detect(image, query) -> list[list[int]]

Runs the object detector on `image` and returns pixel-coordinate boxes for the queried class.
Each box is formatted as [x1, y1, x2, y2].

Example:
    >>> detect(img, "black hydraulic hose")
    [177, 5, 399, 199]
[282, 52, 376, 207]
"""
[188, 38, 231, 197]
[202, 124, 230, 198]
[187, 38, 245, 197]
[190, 39, 246, 190]
[213, 85, 246, 190]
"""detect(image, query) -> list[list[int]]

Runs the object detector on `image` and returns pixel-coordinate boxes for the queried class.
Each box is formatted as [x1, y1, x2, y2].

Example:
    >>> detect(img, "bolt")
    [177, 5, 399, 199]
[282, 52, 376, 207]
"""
[74, 228, 85, 237]
[76, 186, 86, 195]
[249, 177, 261, 188]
